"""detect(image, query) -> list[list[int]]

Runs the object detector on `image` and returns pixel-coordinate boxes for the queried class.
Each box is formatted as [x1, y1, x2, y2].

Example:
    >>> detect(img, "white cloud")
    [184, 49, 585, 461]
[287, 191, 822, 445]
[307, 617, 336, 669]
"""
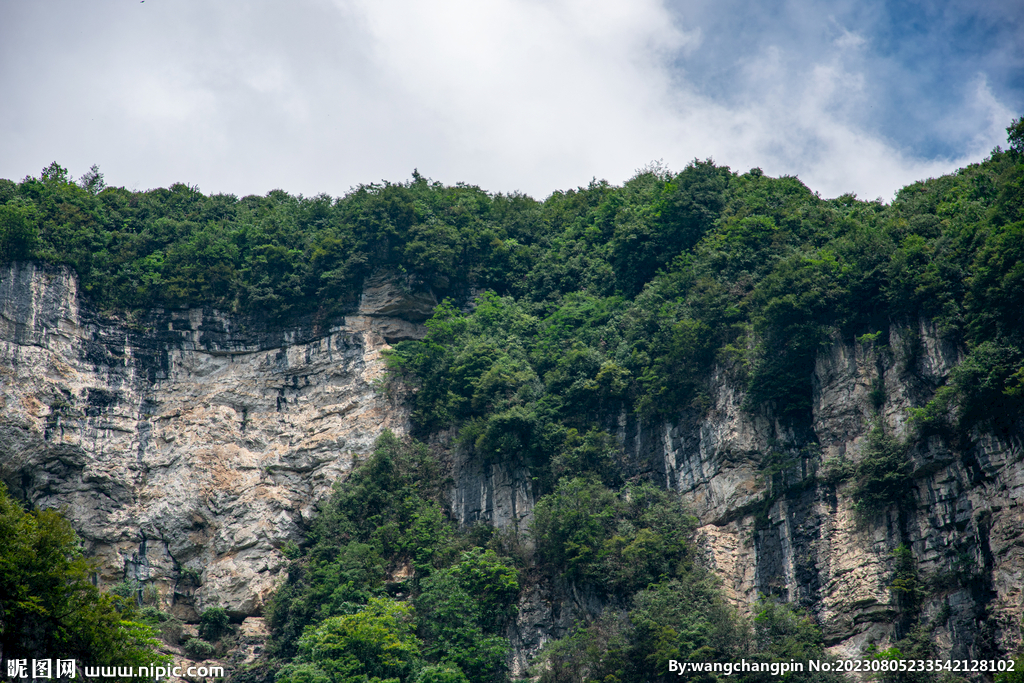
[833, 28, 866, 51]
[0, 0, 1016, 200]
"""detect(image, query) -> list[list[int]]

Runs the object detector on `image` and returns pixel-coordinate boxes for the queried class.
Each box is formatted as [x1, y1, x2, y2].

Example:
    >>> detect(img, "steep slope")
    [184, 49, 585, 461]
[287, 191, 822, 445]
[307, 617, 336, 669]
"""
[627, 323, 1022, 658]
[443, 320, 1024, 663]
[2, 259, 1023, 669]
[2, 137, 1023, 676]
[0, 262, 415, 619]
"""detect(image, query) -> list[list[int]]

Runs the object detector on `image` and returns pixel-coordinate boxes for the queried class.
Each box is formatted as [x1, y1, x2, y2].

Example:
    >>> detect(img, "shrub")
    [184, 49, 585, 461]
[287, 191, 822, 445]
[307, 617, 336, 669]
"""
[184, 637, 215, 660]
[296, 598, 420, 683]
[414, 663, 469, 683]
[0, 484, 167, 668]
[179, 565, 202, 587]
[159, 617, 184, 646]
[198, 606, 230, 642]
[531, 477, 696, 594]
[852, 427, 912, 515]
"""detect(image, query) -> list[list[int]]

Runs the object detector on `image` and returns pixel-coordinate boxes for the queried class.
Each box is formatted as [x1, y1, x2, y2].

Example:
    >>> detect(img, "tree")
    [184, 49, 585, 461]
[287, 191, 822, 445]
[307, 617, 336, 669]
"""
[39, 161, 70, 185]
[0, 201, 39, 262]
[0, 484, 165, 667]
[1008, 117, 1024, 156]
[78, 165, 105, 195]
[292, 597, 422, 683]
[415, 555, 513, 681]
[198, 606, 230, 641]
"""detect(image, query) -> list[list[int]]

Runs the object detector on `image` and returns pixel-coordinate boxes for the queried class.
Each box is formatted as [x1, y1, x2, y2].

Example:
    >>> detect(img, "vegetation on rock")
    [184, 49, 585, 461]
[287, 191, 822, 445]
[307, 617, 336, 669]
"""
[3, 120, 1023, 681]
[266, 432, 520, 683]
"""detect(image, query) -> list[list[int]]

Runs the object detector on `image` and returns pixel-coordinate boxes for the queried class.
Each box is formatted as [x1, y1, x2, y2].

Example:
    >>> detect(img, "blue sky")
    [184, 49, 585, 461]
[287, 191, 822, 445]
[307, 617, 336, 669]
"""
[666, 0, 1022, 158]
[1, 0, 1021, 201]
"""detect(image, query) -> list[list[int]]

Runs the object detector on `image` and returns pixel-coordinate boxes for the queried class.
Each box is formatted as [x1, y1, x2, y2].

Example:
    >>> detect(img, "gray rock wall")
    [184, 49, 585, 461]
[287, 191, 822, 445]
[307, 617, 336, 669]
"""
[622, 321, 1024, 659]
[2, 261, 1022, 666]
[465, 321, 1023, 667]
[0, 262, 410, 618]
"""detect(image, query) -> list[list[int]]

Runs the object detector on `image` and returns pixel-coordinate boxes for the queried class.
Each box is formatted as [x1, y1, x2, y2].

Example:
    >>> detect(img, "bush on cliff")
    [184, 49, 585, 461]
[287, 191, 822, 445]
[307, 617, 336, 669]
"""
[266, 432, 520, 683]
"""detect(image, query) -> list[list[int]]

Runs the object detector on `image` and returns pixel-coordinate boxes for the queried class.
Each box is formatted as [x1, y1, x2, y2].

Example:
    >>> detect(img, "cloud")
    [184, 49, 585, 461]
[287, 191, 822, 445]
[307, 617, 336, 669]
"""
[336, 0, 699, 192]
[0, 0, 1019, 200]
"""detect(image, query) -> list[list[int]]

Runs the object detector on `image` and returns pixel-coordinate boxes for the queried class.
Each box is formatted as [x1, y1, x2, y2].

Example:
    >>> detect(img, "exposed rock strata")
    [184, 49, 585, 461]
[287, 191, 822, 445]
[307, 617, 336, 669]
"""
[2, 261, 1022, 667]
[465, 322, 1022, 667]
[611, 321, 1023, 660]
[0, 262, 412, 617]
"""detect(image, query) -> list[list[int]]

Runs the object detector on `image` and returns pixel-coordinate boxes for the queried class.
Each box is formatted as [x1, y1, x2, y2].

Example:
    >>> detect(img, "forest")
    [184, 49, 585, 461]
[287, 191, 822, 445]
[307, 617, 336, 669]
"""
[1, 118, 1022, 683]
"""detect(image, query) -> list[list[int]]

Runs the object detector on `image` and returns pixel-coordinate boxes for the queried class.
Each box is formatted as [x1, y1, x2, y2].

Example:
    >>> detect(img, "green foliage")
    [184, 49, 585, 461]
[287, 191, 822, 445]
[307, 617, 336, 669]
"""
[630, 576, 749, 679]
[199, 606, 230, 641]
[534, 586, 845, 683]
[385, 137, 1022, 447]
[852, 427, 912, 515]
[294, 598, 421, 683]
[7, 127, 1024, 683]
[889, 545, 923, 634]
[527, 470, 847, 682]
[442, 548, 519, 631]
[0, 165, 534, 319]
[414, 663, 470, 683]
[184, 636, 216, 660]
[609, 160, 731, 295]
[139, 607, 184, 646]
[551, 428, 623, 486]
[267, 432, 443, 658]
[178, 565, 202, 587]
[531, 477, 696, 595]
[281, 541, 301, 560]
[6, 139, 1023, 436]
[532, 611, 632, 683]
[110, 579, 141, 601]
[415, 568, 509, 680]
[995, 655, 1024, 683]
[1008, 117, 1024, 157]
[745, 599, 847, 683]
[865, 626, 948, 683]
[751, 598, 823, 662]
[0, 199, 39, 262]
[267, 434, 518, 683]
[911, 341, 1024, 434]
[0, 483, 167, 668]
[78, 164, 105, 195]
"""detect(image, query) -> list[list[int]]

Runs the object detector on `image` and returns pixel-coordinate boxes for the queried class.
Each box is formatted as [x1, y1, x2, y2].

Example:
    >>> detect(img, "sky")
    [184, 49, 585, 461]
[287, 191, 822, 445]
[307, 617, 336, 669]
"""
[1, 0, 1021, 201]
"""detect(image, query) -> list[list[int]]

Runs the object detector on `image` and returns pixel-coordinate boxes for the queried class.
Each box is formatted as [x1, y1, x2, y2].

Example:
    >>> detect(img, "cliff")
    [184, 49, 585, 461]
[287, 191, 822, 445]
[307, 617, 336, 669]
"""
[448, 321, 1024, 668]
[0, 262, 421, 619]
[2, 261, 1022, 667]
[628, 323, 1024, 660]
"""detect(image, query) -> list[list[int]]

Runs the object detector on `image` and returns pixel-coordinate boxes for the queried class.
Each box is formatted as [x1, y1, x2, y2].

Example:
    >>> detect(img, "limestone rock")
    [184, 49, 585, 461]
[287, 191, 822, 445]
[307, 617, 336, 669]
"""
[0, 262, 410, 617]
[3, 261, 1023, 666]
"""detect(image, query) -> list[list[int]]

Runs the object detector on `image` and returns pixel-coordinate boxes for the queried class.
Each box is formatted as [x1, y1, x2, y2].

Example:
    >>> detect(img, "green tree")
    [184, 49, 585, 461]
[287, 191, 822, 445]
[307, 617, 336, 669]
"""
[0, 200, 39, 262]
[414, 663, 469, 683]
[0, 484, 166, 667]
[78, 165, 105, 195]
[293, 598, 422, 683]
[198, 606, 230, 641]
[414, 549, 518, 681]
[1007, 117, 1024, 156]
[852, 427, 911, 514]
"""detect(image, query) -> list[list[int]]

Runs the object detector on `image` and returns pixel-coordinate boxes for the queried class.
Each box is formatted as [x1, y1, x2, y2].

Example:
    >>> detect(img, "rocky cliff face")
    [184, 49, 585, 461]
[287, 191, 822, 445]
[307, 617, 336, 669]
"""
[613, 321, 1024, 660]
[2, 262, 1022, 665]
[439, 324, 1022, 668]
[0, 262, 421, 619]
